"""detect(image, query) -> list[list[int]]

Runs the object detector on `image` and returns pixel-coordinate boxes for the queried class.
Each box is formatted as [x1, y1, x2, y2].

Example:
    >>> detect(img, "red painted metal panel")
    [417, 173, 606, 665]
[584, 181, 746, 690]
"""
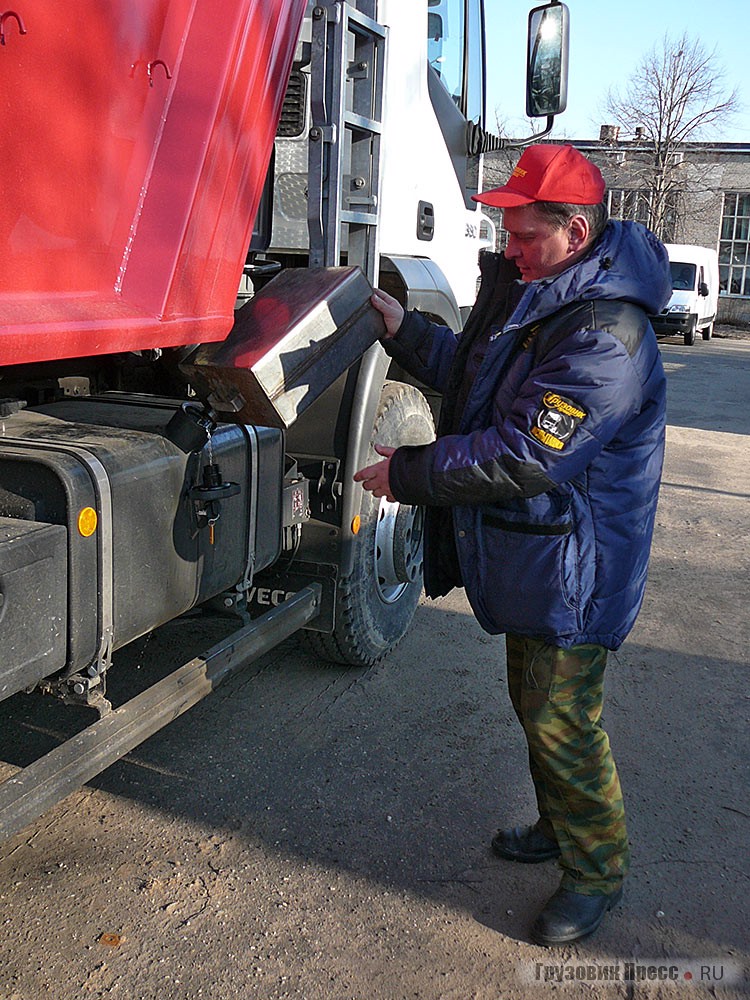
[0, 0, 307, 365]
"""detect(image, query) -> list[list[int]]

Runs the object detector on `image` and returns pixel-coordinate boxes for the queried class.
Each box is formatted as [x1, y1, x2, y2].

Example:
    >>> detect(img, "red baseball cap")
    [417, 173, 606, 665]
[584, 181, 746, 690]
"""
[472, 144, 605, 208]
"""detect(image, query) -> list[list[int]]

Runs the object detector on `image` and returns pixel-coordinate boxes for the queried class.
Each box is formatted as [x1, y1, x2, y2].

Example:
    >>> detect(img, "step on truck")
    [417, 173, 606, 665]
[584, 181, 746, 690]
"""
[0, 0, 569, 839]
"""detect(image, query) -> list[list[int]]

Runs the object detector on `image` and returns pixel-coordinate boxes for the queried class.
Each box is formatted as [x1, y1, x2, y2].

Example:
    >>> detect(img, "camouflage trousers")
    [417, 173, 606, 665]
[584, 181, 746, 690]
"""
[506, 634, 630, 894]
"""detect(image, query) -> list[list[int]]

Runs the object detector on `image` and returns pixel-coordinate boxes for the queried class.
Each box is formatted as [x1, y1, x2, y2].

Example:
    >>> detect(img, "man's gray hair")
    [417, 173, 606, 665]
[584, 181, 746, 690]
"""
[532, 200, 609, 244]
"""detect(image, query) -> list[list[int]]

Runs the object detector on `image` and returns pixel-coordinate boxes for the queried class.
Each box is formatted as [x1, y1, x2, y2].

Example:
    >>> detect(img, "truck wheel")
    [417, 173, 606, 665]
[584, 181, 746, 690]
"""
[702, 323, 713, 341]
[301, 381, 435, 667]
[684, 319, 696, 346]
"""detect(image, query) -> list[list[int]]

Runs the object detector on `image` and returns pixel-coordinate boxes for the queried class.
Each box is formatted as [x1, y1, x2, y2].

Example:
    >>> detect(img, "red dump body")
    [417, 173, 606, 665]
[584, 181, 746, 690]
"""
[0, 0, 306, 365]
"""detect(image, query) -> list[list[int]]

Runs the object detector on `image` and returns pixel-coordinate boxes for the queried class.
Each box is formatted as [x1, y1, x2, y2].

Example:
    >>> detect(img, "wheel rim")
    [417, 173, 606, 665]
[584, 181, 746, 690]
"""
[373, 499, 424, 604]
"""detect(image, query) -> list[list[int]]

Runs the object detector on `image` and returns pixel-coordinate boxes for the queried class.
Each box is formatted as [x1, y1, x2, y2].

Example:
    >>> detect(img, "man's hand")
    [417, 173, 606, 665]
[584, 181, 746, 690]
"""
[371, 289, 404, 339]
[353, 443, 396, 502]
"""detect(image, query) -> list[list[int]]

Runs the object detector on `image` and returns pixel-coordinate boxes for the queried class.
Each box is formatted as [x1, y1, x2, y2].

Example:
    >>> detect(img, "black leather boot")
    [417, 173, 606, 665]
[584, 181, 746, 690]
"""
[491, 823, 561, 863]
[530, 885, 623, 945]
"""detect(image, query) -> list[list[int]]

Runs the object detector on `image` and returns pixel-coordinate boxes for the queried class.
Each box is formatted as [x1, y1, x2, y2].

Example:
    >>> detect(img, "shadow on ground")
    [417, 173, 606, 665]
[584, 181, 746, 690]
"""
[0, 586, 747, 967]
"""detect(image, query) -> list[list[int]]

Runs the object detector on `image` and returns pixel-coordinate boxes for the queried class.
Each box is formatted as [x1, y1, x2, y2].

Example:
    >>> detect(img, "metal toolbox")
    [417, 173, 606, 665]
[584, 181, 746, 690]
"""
[182, 266, 385, 428]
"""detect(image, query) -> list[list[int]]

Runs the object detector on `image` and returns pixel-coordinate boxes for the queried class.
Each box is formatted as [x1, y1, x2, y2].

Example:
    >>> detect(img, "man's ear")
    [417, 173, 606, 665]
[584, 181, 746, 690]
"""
[568, 215, 590, 252]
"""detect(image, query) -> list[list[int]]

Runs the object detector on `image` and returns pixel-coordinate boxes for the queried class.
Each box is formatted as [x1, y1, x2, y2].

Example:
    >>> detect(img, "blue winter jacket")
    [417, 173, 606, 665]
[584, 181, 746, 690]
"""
[385, 220, 672, 650]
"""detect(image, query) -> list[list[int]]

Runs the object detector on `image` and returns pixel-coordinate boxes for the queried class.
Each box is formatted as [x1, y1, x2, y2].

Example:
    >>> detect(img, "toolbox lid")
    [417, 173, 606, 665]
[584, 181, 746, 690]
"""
[182, 266, 386, 429]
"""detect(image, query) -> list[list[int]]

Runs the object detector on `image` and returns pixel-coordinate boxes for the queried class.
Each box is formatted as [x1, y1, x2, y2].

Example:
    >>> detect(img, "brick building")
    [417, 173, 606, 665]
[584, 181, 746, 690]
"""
[482, 134, 750, 326]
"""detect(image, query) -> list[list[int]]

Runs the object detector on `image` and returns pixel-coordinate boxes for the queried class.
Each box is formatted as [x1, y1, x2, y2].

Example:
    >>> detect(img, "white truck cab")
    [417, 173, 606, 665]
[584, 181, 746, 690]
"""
[650, 244, 720, 346]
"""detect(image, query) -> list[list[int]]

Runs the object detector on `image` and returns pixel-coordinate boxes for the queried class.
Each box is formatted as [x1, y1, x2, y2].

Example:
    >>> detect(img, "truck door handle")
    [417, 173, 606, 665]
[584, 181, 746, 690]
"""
[417, 200, 434, 241]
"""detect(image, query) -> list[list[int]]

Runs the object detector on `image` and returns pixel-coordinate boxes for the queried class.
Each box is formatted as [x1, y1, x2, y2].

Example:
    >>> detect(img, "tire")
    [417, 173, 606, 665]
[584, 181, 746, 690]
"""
[702, 323, 713, 341]
[683, 319, 696, 346]
[301, 381, 435, 667]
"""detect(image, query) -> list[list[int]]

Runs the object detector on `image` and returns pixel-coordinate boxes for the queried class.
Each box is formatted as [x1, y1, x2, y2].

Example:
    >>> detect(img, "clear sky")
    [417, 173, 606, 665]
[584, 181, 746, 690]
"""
[485, 0, 749, 143]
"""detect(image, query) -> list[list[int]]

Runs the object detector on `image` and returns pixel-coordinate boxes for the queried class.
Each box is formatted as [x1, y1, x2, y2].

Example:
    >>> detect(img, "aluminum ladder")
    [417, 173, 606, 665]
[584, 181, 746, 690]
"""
[307, 1, 387, 286]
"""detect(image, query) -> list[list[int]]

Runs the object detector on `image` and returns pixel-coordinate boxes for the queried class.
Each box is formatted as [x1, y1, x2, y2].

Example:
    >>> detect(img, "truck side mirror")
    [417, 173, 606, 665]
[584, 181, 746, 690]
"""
[698, 281, 709, 297]
[526, 2, 569, 118]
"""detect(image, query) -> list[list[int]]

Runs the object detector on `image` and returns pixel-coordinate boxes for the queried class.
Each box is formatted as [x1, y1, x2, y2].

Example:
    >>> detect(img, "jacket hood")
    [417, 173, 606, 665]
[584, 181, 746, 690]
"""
[506, 220, 672, 329]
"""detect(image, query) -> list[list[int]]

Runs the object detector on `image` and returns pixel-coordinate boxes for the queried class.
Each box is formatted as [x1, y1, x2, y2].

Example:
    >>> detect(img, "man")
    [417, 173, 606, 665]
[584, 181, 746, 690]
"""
[354, 144, 671, 946]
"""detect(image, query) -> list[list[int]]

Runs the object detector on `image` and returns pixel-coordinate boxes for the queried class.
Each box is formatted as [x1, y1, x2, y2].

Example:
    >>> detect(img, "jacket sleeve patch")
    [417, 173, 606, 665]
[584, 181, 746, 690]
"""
[530, 391, 587, 451]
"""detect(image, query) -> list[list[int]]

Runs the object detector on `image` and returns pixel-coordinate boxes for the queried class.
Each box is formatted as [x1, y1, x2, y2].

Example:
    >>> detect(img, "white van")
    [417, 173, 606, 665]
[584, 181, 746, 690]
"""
[650, 244, 719, 345]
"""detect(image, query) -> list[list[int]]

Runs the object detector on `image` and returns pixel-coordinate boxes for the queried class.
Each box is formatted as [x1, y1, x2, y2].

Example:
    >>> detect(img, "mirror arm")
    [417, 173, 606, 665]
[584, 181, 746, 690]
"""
[465, 115, 555, 155]
[503, 115, 555, 150]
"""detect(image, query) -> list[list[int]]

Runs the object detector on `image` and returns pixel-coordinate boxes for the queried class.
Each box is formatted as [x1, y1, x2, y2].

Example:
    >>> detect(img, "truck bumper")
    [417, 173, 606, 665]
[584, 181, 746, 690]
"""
[650, 313, 696, 335]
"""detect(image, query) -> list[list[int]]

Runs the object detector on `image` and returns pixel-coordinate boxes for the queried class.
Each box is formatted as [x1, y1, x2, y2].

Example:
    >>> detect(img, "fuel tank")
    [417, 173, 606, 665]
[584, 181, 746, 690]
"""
[0, 397, 284, 700]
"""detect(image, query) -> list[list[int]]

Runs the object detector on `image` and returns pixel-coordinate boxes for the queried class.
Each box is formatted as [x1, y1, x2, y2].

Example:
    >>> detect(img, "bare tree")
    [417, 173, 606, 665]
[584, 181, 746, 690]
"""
[601, 32, 739, 240]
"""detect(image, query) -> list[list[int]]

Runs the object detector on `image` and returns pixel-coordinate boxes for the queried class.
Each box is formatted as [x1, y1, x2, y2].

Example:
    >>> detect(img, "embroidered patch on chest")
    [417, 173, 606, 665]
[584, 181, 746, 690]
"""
[530, 392, 587, 450]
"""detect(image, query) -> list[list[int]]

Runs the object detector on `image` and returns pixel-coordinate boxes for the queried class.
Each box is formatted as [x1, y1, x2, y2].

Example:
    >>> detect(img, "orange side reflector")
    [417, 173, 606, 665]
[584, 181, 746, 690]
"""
[77, 507, 98, 537]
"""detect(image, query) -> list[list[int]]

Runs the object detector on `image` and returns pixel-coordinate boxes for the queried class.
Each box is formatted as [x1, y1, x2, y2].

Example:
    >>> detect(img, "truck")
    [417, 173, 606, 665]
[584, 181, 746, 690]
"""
[0, 0, 568, 839]
[649, 244, 720, 345]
